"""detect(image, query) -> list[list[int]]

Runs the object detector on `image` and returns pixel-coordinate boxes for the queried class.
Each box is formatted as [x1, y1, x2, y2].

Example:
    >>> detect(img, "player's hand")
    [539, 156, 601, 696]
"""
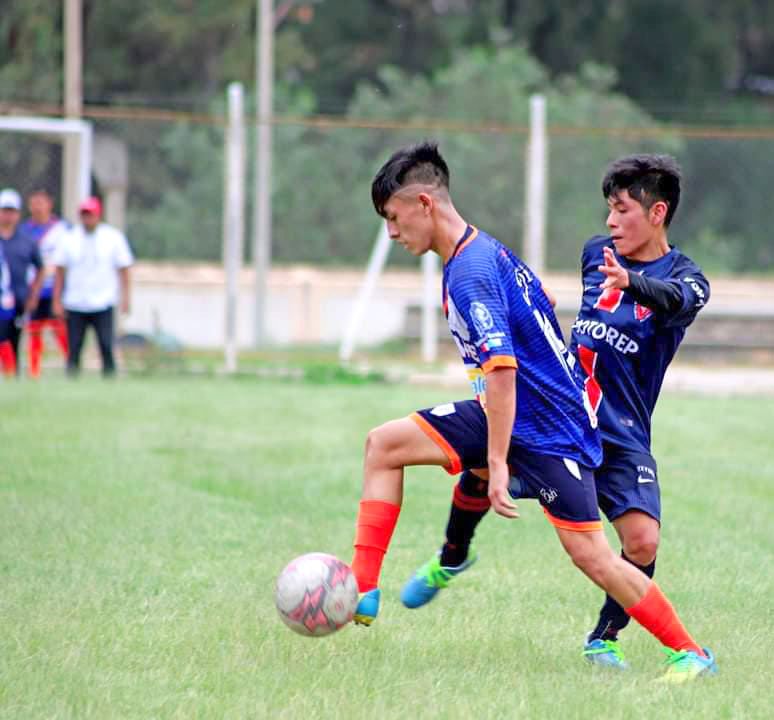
[598, 246, 630, 290]
[487, 462, 519, 519]
[53, 300, 65, 319]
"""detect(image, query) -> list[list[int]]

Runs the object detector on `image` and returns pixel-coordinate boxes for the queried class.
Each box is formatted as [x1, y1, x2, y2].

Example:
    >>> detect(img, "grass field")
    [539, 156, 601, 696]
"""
[1, 376, 773, 719]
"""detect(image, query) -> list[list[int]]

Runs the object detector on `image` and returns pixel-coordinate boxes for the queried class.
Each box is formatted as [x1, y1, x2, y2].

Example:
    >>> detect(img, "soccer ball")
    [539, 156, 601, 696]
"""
[275, 553, 359, 637]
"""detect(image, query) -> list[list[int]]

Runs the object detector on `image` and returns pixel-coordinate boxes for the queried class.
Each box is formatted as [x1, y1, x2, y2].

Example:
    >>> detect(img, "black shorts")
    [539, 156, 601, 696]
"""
[31, 296, 55, 321]
[595, 442, 661, 523]
[412, 399, 601, 532]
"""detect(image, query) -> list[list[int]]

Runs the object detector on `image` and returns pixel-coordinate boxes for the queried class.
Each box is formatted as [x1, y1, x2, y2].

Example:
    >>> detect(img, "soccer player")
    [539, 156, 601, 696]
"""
[571, 155, 710, 669]
[350, 142, 716, 683]
[0, 188, 44, 375]
[20, 189, 70, 378]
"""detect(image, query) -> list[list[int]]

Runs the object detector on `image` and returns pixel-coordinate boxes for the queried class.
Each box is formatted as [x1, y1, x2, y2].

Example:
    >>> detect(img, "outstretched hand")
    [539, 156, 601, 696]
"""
[598, 246, 630, 290]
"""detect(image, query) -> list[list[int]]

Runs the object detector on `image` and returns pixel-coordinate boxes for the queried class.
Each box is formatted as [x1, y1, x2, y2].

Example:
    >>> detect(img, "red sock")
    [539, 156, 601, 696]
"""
[49, 318, 69, 357]
[0, 340, 16, 376]
[28, 320, 43, 378]
[351, 500, 401, 593]
[626, 582, 704, 656]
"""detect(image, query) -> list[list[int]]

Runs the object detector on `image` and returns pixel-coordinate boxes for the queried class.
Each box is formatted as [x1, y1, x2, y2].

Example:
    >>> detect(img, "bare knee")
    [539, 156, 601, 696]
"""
[364, 423, 403, 474]
[622, 533, 659, 567]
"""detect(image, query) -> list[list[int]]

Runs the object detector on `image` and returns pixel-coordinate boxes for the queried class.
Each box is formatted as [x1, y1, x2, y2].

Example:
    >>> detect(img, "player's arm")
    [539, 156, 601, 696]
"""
[25, 264, 45, 314]
[53, 266, 66, 318]
[542, 284, 557, 308]
[485, 366, 519, 518]
[598, 246, 682, 314]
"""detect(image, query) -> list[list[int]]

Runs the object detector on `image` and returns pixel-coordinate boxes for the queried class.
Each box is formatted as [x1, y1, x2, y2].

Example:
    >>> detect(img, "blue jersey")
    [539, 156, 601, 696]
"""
[0, 242, 15, 320]
[569, 235, 710, 454]
[20, 217, 69, 299]
[443, 226, 601, 468]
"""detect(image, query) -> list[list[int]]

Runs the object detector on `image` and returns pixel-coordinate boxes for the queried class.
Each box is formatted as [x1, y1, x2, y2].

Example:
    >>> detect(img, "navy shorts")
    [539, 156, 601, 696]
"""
[31, 296, 55, 321]
[412, 399, 601, 532]
[595, 442, 661, 523]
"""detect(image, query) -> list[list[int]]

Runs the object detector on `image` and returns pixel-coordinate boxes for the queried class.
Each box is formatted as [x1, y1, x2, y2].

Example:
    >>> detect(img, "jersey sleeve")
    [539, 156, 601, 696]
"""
[113, 230, 134, 268]
[449, 253, 516, 374]
[662, 261, 710, 328]
[52, 233, 70, 267]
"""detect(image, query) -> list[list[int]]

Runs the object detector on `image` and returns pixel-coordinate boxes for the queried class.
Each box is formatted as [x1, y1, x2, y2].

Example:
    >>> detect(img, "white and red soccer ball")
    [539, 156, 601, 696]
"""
[275, 553, 359, 637]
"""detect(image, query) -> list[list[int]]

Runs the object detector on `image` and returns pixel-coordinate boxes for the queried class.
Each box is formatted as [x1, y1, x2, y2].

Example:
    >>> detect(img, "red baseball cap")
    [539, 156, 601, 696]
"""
[79, 196, 102, 217]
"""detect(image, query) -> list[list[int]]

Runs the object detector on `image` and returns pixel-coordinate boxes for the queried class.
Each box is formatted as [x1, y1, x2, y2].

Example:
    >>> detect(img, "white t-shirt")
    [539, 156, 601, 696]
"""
[53, 223, 134, 312]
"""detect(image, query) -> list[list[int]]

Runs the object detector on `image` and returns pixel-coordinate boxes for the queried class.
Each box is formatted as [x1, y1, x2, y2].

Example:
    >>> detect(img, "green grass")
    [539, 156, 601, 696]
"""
[1, 377, 772, 719]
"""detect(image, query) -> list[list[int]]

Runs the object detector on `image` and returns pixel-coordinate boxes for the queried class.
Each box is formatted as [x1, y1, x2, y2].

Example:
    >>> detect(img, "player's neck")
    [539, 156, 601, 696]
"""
[433, 211, 469, 264]
[626, 233, 670, 263]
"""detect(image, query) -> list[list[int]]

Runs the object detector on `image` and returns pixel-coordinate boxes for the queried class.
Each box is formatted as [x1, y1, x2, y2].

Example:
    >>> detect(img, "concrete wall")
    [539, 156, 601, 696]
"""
[127, 262, 774, 354]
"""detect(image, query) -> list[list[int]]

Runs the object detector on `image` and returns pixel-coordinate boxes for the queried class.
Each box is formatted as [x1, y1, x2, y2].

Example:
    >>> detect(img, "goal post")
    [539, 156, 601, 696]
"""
[0, 116, 92, 221]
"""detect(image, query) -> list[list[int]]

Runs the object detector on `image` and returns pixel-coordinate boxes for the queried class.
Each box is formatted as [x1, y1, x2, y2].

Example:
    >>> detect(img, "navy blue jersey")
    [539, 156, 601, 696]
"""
[443, 226, 601, 468]
[0, 228, 42, 306]
[569, 235, 710, 453]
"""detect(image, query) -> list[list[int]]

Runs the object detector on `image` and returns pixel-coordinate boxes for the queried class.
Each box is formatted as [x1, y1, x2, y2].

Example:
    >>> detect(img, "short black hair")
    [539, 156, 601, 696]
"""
[371, 141, 450, 217]
[602, 154, 681, 226]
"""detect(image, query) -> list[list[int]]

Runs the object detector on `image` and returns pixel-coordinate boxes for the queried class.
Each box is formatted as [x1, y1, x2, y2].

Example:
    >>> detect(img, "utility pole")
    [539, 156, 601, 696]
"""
[63, 0, 83, 222]
[253, 0, 274, 347]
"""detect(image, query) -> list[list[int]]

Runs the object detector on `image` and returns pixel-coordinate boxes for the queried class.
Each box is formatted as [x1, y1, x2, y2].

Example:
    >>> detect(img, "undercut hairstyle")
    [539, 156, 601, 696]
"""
[371, 141, 450, 217]
[602, 154, 681, 226]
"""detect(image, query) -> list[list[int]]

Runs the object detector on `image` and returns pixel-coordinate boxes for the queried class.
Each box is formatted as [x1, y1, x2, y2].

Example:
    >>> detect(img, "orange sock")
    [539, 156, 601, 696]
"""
[626, 581, 704, 656]
[0, 340, 16, 376]
[28, 321, 43, 378]
[351, 499, 401, 592]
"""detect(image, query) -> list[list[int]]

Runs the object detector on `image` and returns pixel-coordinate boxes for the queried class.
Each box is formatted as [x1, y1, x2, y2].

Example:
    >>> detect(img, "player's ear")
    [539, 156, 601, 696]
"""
[650, 200, 668, 226]
[417, 192, 433, 215]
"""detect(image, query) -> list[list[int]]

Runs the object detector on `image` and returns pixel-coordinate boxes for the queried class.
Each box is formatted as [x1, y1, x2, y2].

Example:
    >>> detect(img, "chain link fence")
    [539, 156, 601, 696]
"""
[2, 106, 773, 274]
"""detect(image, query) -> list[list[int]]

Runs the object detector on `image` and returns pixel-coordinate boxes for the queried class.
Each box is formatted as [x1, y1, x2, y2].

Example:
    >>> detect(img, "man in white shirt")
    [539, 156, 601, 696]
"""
[53, 196, 134, 377]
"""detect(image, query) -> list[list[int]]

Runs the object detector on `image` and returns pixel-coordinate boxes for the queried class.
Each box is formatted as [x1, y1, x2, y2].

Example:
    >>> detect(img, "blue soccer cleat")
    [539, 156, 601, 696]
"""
[583, 637, 629, 669]
[400, 552, 477, 609]
[657, 647, 717, 684]
[353, 588, 380, 626]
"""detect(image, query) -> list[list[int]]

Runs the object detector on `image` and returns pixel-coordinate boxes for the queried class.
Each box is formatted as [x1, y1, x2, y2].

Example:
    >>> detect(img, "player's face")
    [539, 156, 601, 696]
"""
[28, 193, 53, 221]
[605, 190, 664, 259]
[80, 210, 99, 231]
[382, 192, 433, 256]
[0, 207, 19, 232]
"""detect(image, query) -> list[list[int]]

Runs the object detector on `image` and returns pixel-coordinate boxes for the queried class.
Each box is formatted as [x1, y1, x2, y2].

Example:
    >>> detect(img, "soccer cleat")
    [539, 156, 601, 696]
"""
[583, 637, 629, 669]
[400, 552, 477, 609]
[657, 647, 717, 684]
[353, 588, 380, 626]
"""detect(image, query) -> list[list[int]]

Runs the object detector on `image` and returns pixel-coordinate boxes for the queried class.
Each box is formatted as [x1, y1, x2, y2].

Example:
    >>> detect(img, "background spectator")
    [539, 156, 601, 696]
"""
[53, 196, 133, 377]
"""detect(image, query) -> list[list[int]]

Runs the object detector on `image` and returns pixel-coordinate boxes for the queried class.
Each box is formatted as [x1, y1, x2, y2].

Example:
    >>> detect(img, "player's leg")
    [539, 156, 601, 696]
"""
[46, 315, 69, 358]
[555, 528, 715, 682]
[7, 311, 22, 376]
[0, 318, 14, 376]
[586, 448, 661, 663]
[27, 319, 44, 378]
[93, 307, 116, 376]
[588, 510, 659, 643]
[65, 311, 88, 376]
[398, 401, 491, 610]
[400, 467, 487, 608]
[350, 413, 450, 625]
[27, 302, 47, 378]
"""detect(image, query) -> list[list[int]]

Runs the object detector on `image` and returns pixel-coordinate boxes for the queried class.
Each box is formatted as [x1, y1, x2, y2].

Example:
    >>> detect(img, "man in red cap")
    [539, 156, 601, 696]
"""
[53, 196, 134, 376]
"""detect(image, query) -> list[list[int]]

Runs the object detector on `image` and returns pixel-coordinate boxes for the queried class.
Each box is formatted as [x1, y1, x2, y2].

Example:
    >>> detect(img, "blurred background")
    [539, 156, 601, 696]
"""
[2, 0, 773, 374]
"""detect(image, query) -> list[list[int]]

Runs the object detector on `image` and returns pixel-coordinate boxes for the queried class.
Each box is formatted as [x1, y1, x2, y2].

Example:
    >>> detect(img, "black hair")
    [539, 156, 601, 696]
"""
[371, 141, 450, 217]
[602, 154, 681, 226]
